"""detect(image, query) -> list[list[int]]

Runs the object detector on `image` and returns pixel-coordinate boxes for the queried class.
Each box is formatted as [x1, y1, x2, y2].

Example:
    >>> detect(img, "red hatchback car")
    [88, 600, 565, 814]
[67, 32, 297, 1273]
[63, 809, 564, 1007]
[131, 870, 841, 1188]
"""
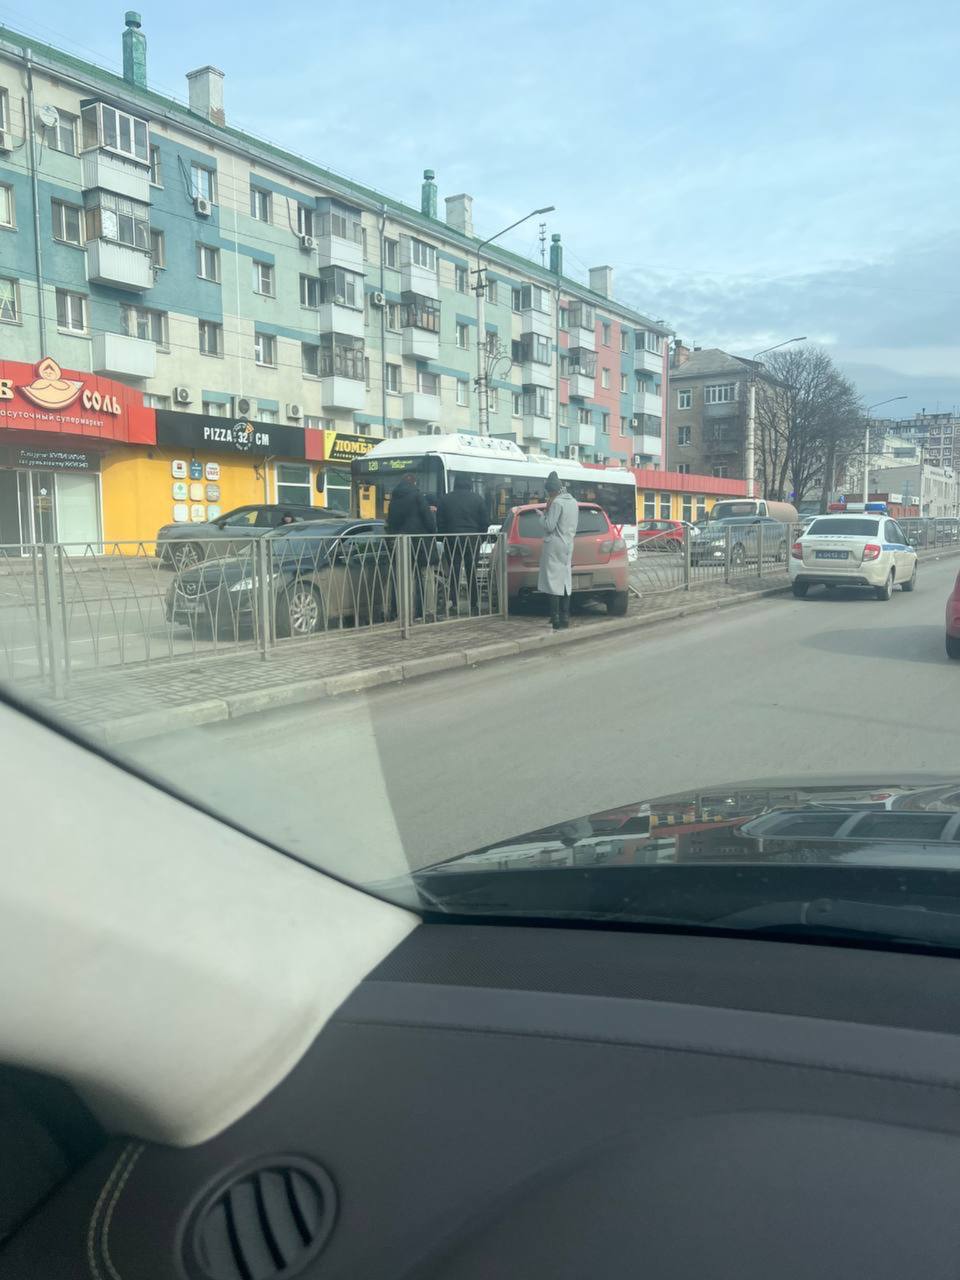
[635, 519, 687, 552]
[502, 502, 630, 615]
[946, 569, 960, 659]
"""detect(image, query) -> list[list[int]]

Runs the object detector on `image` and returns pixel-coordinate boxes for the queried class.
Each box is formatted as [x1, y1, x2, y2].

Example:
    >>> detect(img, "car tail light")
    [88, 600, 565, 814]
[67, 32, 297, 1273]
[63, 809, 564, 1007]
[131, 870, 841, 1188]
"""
[790, 542, 803, 559]
[862, 543, 882, 561]
[599, 538, 627, 554]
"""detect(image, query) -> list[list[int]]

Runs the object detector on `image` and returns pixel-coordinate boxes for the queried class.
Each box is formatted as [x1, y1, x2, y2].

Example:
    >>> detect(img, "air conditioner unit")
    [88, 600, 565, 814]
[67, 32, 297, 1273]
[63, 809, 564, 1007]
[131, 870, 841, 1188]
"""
[0, 129, 10, 153]
[173, 386, 192, 405]
[371, 291, 386, 308]
[193, 195, 212, 217]
[565, 444, 580, 461]
[235, 396, 253, 417]
[299, 233, 317, 251]
[287, 403, 302, 419]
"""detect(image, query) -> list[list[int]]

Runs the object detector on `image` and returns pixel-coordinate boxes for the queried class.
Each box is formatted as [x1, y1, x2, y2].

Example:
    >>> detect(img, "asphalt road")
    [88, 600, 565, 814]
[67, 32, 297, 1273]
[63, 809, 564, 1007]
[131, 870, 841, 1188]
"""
[129, 553, 960, 885]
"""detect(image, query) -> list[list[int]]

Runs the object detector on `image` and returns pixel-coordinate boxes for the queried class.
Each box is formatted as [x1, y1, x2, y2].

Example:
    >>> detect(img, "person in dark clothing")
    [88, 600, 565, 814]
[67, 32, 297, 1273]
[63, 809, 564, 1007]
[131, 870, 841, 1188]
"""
[385, 473, 436, 620]
[436, 475, 488, 613]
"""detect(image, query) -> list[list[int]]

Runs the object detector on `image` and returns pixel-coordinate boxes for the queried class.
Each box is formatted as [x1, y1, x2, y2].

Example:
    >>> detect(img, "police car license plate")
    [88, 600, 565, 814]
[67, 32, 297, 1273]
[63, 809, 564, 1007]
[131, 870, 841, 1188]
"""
[815, 550, 848, 560]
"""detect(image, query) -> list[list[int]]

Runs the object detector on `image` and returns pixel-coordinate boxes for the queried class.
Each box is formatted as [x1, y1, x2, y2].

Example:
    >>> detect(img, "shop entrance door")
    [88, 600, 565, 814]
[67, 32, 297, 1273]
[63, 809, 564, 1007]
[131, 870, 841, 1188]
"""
[55, 473, 100, 549]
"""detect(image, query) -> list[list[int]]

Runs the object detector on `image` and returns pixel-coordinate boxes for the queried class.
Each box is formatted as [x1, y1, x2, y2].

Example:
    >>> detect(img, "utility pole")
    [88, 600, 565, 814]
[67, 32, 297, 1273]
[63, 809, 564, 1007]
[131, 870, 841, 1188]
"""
[539, 222, 547, 266]
[862, 396, 907, 503]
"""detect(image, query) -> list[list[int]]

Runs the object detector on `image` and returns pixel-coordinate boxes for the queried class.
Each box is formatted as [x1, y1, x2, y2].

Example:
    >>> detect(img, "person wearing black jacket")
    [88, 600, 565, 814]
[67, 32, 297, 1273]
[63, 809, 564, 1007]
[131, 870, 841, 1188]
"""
[386, 473, 436, 620]
[436, 475, 488, 614]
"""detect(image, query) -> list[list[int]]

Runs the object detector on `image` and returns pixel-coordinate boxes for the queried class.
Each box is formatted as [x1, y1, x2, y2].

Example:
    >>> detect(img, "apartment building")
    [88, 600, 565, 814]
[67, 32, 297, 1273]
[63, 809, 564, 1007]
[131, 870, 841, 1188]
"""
[665, 343, 773, 480]
[0, 14, 669, 541]
[893, 412, 960, 472]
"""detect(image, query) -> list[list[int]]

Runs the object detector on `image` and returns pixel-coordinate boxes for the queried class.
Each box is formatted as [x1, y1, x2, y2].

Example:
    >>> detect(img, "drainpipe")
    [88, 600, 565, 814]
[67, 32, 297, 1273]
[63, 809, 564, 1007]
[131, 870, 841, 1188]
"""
[25, 50, 47, 352]
[379, 204, 387, 440]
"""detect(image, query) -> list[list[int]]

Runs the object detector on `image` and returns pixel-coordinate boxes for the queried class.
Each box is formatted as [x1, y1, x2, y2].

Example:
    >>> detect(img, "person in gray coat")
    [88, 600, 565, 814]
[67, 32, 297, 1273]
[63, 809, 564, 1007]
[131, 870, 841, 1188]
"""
[538, 472, 579, 630]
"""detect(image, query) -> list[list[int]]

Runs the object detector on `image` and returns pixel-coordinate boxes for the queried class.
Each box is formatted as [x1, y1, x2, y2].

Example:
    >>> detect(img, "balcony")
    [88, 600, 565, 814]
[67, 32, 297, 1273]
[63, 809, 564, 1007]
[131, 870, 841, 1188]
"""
[568, 323, 595, 352]
[81, 150, 151, 203]
[632, 433, 662, 458]
[569, 421, 596, 448]
[86, 240, 153, 292]
[638, 347, 663, 374]
[91, 331, 156, 380]
[403, 391, 441, 424]
[567, 371, 594, 400]
[522, 417, 552, 441]
[320, 376, 366, 411]
[520, 307, 552, 338]
[402, 327, 440, 361]
[317, 303, 364, 339]
[634, 390, 662, 419]
[316, 234, 364, 273]
[401, 261, 440, 300]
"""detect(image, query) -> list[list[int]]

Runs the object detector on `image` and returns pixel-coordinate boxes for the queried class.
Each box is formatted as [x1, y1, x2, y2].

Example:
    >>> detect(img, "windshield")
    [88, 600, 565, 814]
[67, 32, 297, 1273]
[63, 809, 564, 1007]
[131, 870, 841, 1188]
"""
[1, 5, 958, 959]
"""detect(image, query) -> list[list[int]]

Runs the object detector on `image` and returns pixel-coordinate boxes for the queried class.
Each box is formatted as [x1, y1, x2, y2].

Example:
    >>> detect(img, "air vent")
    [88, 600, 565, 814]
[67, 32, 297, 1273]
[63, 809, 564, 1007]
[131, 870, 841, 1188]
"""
[185, 1157, 336, 1280]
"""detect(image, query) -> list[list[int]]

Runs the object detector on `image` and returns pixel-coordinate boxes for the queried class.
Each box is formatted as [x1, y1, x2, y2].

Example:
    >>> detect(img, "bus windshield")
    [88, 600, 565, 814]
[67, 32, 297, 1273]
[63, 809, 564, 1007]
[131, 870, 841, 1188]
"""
[352, 455, 444, 518]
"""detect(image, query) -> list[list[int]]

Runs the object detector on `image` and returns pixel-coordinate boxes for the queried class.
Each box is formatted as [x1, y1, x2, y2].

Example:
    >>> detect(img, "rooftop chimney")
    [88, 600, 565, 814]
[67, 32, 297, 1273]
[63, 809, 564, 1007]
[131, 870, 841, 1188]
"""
[421, 169, 437, 219]
[549, 233, 562, 275]
[589, 265, 613, 297]
[672, 339, 691, 367]
[186, 65, 225, 126]
[445, 193, 473, 236]
[122, 11, 147, 89]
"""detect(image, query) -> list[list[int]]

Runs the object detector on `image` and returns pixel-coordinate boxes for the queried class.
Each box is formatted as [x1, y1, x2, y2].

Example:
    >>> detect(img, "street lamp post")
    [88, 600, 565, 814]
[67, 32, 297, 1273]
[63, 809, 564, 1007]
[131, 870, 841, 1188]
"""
[862, 396, 907, 503]
[474, 205, 554, 435]
[745, 337, 806, 499]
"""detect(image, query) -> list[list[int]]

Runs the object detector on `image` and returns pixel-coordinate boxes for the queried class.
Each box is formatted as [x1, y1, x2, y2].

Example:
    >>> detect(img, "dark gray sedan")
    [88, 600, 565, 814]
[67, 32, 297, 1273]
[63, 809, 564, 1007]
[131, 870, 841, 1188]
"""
[156, 503, 347, 569]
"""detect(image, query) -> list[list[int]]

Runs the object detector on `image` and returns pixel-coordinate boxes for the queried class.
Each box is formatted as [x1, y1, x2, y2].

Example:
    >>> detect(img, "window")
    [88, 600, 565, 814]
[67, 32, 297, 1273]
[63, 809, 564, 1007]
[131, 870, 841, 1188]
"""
[252, 260, 275, 296]
[0, 277, 20, 324]
[417, 370, 440, 396]
[0, 184, 13, 228]
[51, 199, 83, 246]
[455, 265, 468, 293]
[488, 388, 498, 413]
[643, 492, 656, 519]
[486, 279, 498, 305]
[601, 368, 611, 388]
[143, 393, 171, 409]
[660, 493, 672, 519]
[318, 266, 362, 308]
[250, 185, 271, 222]
[254, 332, 277, 367]
[677, 463, 691, 475]
[276, 463, 311, 507]
[620, 416, 629, 433]
[558, 351, 568, 376]
[401, 292, 440, 332]
[302, 344, 320, 377]
[456, 380, 468, 407]
[319, 203, 362, 243]
[258, 408, 279, 424]
[198, 319, 222, 356]
[512, 393, 522, 417]
[121, 304, 168, 348]
[601, 412, 610, 433]
[520, 284, 550, 312]
[190, 163, 216, 203]
[411, 238, 437, 270]
[361, 228, 368, 260]
[197, 243, 220, 281]
[712, 465, 729, 478]
[456, 323, 469, 349]
[559, 306, 569, 330]
[46, 110, 78, 156]
[696, 496, 707, 520]
[704, 383, 737, 404]
[620, 330, 629, 353]
[682, 495, 693, 522]
[568, 302, 595, 331]
[149, 144, 162, 186]
[382, 237, 398, 268]
[0, 89, 6, 140]
[297, 204, 314, 237]
[364, 356, 371, 390]
[578, 407, 591, 426]
[202, 400, 227, 417]
[677, 425, 692, 446]
[55, 289, 86, 332]
[386, 301, 400, 331]
[150, 228, 165, 269]
[523, 385, 551, 418]
[558, 403, 568, 426]
[519, 333, 551, 365]
[86, 192, 150, 249]
[385, 363, 401, 394]
[486, 331, 498, 356]
[512, 288, 522, 312]
[602, 321, 611, 345]
[620, 373, 628, 393]
[300, 274, 320, 308]
[568, 348, 597, 377]
[80, 102, 149, 163]
[638, 330, 663, 355]
[677, 388, 692, 409]
[303, 415, 334, 430]
[318, 332, 364, 380]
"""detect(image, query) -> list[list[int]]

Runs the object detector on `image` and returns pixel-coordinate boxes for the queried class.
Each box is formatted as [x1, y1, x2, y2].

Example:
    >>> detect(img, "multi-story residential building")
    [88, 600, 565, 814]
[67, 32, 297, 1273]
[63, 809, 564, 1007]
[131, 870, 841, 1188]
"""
[892, 413, 960, 472]
[665, 343, 774, 481]
[0, 14, 669, 542]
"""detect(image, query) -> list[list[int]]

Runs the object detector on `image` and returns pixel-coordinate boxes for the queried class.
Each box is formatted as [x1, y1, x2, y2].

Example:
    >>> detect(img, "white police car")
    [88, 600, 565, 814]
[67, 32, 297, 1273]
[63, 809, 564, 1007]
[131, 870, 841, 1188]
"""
[789, 503, 918, 600]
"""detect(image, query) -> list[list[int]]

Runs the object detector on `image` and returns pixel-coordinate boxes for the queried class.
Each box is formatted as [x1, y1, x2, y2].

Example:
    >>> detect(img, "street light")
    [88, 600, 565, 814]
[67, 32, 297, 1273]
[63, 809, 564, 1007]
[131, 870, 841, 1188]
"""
[474, 205, 555, 435]
[862, 396, 908, 503]
[745, 337, 806, 499]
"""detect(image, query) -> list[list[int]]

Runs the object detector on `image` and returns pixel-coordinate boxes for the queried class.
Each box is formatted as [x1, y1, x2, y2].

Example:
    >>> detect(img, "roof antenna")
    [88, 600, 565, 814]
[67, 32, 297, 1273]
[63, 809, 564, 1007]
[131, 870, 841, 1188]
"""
[539, 221, 547, 266]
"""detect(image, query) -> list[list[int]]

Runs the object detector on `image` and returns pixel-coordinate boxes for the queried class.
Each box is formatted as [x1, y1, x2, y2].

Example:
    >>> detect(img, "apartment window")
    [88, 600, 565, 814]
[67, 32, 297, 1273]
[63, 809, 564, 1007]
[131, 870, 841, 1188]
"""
[568, 348, 597, 377]
[643, 493, 656, 519]
[361, 228, 368, 259]
[520, 283, 550, 313]
[712, 465, 729, 478]
[558, 351, 568, 376]
[559, 306, 569, 330]
[558, 404, 568, 426]
[696, 496, 707, 519]
[456, 380, 468, 407]
[300, 274, 320, 308]
[704, 383, 737, 404]
[121, 304, 168, 348]
[382, 237, 398, 268]
[411, 238, 437, 270]
[620, 330, 629, 353]
[620, 373, 628, 393]
[297, 204, 314, 237]
[524, 386, 551, 418]
[601, 411, 610, 433]
[252, 260, 275, 297]
[401, 292, 440, 332]
[86, 192, 150, 250]
[190, 163, 217, 203]
[385, 363, 401, 394]
[318, 333, 364, 380]
[259, 408, 279, 424]
[197, 243, 220, 282]
[0, 277, 21, 324]
[660, 493, 672, 519]
[319, 202, 362, 243]
[149, 228, 165, 269]
[520, 333, 551, 365]
[386, 301, 400, 331]
[51, 199, 84, 246]
[202, 400, 227, 417]
[638, 330, 663, 355]
[488, 387, 498, 413]
[677, 425, 692, 446]
[512, 288, 522, 312]
[80, 102, 149, 163]
[456, 322, 469, 349]
[198, 319, 222, 356]
[55, 288, 86, 332]
[485, 331, 498, 357]
[512, 393, 522, 417]
[143, 393, 171, 409]
[455, 265, 468, 293]
[254, 331, 277, 366]
[677, 388, 692, 409]
[250, 185, 271, 222]
[601, 321, 611, 346]
[46, 110, 78, 156]
[485, 279, 498, 305]
[578, 407, 591, 427]
[149, 144, 162, 186]
[302, 343, 320, 377]
[620, 416, 629, 433]
[417, 370, 440, 396]
[318, 266, 362, 308]
[303, 416, 324, 430]
[601, 368, 611, 389]
[676, 463, 691, 475]
[276, 463, 311, 506]
[568, 302, 595, 331]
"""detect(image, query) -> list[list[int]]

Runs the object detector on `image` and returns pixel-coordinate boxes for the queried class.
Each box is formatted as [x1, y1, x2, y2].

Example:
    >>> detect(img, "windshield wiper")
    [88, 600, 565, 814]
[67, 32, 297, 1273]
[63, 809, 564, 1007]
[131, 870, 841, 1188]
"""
[713, 898, 960, 950]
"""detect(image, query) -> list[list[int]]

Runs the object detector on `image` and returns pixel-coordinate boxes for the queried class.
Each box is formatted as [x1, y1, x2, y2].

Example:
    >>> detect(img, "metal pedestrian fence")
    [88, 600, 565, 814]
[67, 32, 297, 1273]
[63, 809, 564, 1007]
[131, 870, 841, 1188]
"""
[631, 523, 798, 597]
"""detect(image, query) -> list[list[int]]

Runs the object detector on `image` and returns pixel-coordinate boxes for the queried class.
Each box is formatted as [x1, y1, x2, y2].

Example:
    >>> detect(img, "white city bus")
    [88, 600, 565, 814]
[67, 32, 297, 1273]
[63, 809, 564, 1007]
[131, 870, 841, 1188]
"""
[352, 435, 639, 554]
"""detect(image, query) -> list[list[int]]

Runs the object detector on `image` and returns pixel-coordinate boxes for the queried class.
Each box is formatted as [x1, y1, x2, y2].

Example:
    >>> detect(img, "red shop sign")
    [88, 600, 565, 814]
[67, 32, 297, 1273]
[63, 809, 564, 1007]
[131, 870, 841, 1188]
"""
[0, 357, 156, 444]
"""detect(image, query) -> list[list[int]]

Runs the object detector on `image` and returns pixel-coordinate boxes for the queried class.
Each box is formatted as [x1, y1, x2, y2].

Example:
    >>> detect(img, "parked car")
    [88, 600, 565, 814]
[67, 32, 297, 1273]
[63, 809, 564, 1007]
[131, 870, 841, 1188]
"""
[157, 503, 347, 570]
[790, 512, 918, 600]
[635, 519, 693, 552]
[690, 516, 789, 567]
[501, 502, 630, 615]
[165, 518, 388, 637]
[946, 569, 960, 659]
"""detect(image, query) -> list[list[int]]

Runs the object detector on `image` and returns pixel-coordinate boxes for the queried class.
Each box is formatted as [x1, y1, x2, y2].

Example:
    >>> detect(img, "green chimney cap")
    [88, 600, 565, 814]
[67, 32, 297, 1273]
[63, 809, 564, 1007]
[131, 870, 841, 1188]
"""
[423, 169, 435, 181]
[551, 233, 561, 242]
[125, 10, 142, 26]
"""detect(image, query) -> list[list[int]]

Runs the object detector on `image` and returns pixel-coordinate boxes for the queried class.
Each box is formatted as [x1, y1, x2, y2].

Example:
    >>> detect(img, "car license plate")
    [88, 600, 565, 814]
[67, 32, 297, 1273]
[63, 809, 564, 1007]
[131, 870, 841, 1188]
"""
[815, 550, 848, 560]
[574, 573, 592, 588]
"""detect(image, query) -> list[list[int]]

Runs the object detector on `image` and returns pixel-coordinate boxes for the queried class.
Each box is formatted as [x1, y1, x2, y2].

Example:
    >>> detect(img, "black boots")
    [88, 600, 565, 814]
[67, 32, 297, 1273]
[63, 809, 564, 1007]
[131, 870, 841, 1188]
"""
[550, 594, 571, 631]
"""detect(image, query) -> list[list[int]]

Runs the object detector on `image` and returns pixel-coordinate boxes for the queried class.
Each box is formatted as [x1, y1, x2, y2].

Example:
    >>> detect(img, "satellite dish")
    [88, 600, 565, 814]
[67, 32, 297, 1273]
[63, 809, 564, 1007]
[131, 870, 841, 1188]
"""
[37, 104, 60, 129]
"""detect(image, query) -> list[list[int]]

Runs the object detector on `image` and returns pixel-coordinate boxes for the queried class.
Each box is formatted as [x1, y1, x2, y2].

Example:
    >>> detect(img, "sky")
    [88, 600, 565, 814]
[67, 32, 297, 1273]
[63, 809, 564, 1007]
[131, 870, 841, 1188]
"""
[2, 0, 958, 417]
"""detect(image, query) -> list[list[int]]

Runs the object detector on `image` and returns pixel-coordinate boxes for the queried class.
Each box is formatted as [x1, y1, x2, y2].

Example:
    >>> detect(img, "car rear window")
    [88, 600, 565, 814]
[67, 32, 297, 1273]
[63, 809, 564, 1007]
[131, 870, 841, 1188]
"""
[806, 519, 879, 537]
[576, 509, 608, 534]
[517, 511, 545, 539]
